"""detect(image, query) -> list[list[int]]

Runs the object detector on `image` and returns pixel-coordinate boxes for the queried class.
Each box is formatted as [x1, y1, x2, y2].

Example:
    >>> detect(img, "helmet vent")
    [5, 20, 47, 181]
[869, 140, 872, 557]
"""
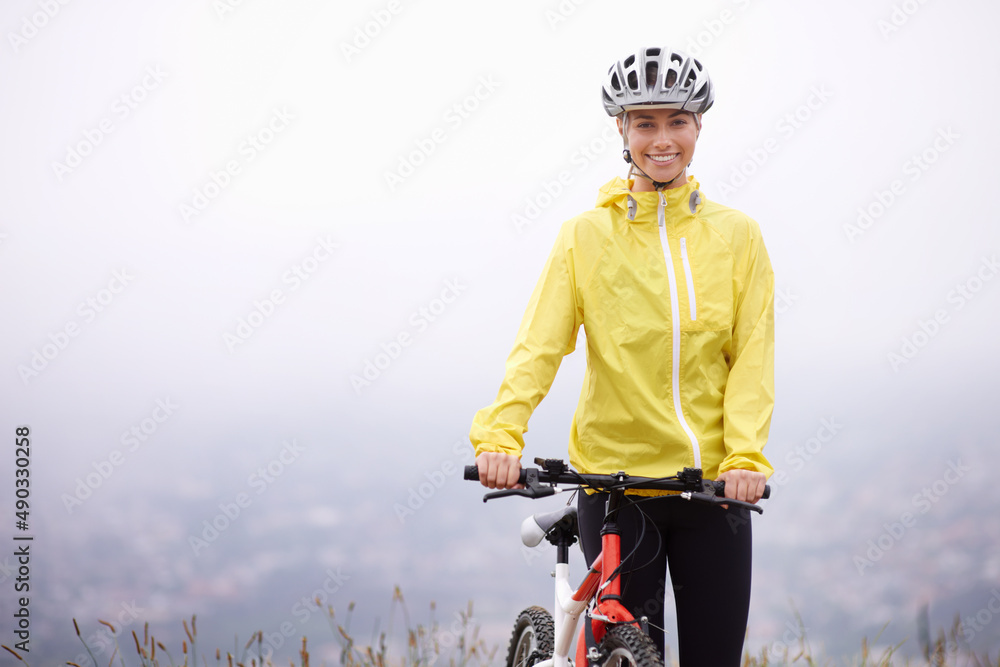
[645, 62, 659, 87]
[601, 47, 714, 117]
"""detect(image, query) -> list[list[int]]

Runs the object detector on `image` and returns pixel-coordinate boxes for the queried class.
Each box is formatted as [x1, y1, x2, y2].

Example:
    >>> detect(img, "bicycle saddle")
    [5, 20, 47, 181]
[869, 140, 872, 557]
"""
[521, 505, 578, 547]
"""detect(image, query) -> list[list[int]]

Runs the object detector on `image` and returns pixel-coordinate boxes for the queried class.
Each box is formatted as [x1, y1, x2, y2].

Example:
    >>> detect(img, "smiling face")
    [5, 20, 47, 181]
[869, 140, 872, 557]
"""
[617, 107, 701, 192]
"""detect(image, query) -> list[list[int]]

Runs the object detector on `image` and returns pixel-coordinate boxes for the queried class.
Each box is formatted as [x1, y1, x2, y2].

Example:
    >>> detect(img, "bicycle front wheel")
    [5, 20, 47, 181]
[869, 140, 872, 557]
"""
[506, 606, 554, 667]
[598, 624, 663, 667]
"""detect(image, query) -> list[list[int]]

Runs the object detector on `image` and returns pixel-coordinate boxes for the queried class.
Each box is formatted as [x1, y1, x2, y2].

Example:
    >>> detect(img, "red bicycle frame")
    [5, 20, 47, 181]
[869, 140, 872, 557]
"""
[570, 519, 638, 665]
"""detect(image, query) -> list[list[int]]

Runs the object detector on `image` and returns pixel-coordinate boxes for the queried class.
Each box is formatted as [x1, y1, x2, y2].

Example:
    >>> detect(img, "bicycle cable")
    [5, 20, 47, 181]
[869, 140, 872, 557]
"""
[613, 495, 665, 597]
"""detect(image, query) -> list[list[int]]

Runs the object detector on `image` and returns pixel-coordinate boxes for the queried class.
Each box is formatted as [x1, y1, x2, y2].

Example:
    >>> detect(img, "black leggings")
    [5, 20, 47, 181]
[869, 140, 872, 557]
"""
[577, 492, 753, 667]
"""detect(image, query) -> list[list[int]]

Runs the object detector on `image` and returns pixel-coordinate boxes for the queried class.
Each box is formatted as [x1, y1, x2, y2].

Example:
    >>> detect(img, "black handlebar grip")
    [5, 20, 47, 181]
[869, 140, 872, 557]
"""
[711, 480, 771, 499]
[463, 465, 529, 484]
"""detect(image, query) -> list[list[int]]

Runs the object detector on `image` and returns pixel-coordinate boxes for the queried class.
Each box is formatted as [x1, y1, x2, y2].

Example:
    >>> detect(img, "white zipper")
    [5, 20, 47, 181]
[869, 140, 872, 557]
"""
[679, 238, 697, 321]
[658, 193, 702, 469]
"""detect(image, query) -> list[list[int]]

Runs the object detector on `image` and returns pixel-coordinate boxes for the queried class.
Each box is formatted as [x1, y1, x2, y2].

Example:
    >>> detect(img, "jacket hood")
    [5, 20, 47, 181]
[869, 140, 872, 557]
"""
[596, 175, 704, 222]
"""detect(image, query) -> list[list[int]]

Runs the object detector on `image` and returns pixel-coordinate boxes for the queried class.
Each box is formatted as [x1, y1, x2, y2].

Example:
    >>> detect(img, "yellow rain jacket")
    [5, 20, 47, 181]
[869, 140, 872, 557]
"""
[471, 176, 774, 484]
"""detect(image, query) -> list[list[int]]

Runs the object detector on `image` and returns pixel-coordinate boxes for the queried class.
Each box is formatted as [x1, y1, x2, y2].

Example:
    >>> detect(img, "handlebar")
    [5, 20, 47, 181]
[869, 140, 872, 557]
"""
[464, 458, 770, 514]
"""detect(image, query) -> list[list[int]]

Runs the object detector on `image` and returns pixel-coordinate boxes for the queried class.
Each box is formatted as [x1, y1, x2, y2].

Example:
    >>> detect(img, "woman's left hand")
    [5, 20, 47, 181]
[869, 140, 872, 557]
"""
[716, 469, 767, 509]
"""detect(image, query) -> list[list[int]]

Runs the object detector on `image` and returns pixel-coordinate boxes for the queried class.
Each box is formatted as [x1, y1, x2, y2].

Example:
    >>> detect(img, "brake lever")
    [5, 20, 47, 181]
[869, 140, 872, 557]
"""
[483, 486, 557, 502]
[681, 490, 764, 514]
[483, 469, 559, 502]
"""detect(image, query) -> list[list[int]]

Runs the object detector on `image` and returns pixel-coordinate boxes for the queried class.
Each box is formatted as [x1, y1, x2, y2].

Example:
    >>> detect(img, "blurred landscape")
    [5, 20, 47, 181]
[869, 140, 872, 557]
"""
[7, 377, 999, 663]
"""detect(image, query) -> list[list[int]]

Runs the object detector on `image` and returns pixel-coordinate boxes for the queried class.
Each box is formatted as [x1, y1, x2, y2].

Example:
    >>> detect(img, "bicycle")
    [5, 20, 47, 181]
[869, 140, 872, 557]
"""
[464, 457, 770, 667]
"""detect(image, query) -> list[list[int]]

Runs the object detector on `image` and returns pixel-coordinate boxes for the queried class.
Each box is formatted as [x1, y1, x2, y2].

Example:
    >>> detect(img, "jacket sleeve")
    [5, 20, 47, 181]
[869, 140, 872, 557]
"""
[470, 223, 584, 458]
[719, 218, 775, 477]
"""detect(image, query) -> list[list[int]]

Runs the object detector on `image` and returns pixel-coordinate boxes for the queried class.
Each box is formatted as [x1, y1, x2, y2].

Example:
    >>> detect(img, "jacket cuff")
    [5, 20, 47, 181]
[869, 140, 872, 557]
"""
[471, 442, 523, 459]
[718, 454, 774, 479]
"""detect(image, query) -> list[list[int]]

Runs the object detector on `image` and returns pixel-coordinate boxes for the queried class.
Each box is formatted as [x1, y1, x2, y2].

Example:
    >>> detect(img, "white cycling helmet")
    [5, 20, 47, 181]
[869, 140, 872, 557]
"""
[603, 47, 714, 189]
[602, 46, 714, 117]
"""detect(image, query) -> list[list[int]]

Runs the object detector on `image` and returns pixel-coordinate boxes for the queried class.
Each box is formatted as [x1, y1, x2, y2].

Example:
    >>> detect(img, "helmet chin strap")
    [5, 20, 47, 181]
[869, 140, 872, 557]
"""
[623, 151, 686, 191]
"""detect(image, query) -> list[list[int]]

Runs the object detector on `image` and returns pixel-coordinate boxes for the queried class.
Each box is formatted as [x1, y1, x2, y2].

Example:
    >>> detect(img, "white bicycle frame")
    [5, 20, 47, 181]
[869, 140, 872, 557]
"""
[536, 561, 590, 667]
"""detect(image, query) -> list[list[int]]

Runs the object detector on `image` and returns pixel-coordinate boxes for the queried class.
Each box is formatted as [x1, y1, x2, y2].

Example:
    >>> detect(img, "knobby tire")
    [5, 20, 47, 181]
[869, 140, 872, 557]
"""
[598, 624, 663, 667]
[506, 606, 554, 667]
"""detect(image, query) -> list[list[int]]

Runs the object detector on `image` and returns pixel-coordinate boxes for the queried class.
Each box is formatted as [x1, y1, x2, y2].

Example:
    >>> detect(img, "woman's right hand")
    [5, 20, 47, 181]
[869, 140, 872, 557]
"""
[476, 451, 522, 490]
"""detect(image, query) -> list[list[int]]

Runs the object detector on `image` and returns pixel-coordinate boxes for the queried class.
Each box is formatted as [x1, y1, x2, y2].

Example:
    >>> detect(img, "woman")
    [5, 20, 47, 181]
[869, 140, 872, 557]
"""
[470, 46, 774, 666]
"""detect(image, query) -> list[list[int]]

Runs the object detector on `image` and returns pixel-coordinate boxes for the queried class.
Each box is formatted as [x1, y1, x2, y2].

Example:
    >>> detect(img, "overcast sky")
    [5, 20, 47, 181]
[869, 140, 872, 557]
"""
[3, 0, 1000, 661]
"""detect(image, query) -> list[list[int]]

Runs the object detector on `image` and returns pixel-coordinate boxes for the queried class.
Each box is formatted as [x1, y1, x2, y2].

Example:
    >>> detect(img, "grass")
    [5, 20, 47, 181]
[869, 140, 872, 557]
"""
[741, 613, 1000, 667]
[1, 592, 996, 667]
[1, 586, 494, 667]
